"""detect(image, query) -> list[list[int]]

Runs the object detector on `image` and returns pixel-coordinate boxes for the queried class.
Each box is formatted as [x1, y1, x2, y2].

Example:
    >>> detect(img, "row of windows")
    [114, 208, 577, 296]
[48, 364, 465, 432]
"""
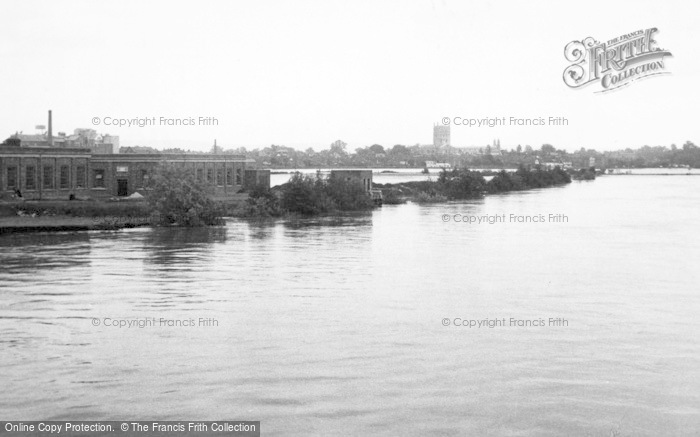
[196, 167, 242, 186]
[5, 165, 88, 190]
[91, 168, 239, 188]
[5, 165, 244, 190]
[5, 167, 152, 190]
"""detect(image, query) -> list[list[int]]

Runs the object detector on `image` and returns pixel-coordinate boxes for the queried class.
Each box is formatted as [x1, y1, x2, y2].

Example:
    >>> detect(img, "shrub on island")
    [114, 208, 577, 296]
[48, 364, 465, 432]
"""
[486, 165, 571, 193]
[280, 172, 374, 216]
[436, 168, 488, 199]
[380, 189, 406, 205]
[237, 184, 284, 217]
[570, 167, 597, 180]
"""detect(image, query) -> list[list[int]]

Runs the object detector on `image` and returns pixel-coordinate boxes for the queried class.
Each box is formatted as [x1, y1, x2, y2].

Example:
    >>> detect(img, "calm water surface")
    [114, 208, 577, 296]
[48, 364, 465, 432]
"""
[1, 176, 699, 436]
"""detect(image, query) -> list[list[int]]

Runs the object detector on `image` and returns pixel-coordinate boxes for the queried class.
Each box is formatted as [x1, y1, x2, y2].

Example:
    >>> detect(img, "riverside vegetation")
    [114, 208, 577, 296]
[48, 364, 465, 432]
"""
[377, 165, 572, 203]
[1, 168, 376, 229]
[240, 165, 573, 213]
[235, 172, 373, 218]
[2, 165, 575, 230]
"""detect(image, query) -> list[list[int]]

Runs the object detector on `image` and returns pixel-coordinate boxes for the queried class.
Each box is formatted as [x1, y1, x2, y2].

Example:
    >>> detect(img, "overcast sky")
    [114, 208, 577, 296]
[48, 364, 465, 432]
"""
[1, 0, 698, 152]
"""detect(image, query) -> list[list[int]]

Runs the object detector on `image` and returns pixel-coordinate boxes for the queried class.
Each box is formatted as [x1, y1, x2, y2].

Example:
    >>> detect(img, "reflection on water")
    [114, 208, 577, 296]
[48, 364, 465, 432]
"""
[143, 227, 228, 267]
[0, 232, 91, 273]
[281, 212, 373, 231]
[0, 176, 699, 436]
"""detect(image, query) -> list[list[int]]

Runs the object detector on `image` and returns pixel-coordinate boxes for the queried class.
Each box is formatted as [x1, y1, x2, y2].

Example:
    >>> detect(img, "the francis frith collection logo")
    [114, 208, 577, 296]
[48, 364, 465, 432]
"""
[563, 28, 672, 92]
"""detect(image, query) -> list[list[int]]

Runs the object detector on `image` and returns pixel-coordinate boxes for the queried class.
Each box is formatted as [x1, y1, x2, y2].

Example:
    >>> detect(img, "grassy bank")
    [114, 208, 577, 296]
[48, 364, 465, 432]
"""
[0, 200, 154, 234]
[2, 200, 152, 218]
[0, 215, 152, 234]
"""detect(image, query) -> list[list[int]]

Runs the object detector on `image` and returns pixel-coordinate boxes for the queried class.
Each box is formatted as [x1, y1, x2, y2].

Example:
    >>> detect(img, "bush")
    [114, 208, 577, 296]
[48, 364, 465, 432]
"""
[437, 169, 487, 199]
[248, 183, 276, 200]
[280, 173, 333, 215]
[571, 167, 597, 180]
[238, 184, 283, 217]
[486, 165, 571, 193]
[324, 176, 374, 211]
[486, 170, 522, 192]
[381, 189, 406, 205]
[148, 165, 223, 226]
[279, 172, 375, 215]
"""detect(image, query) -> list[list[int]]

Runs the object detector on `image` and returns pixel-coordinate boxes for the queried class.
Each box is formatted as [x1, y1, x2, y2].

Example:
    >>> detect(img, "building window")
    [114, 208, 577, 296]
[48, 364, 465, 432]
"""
[43, 166, 54, 189]
[236, 168, 242, 185]
[76, 166, 86, 188]
[140, 169, 149, 187]
[7, 166, 17, 189]
[216, 167, 224, 186]
[226, 167, 233, 186]
[60, 165, 70, 189]
[206, 168, 213, 184]
[94, 169, 105, 188]
[25, 166, 36, 190]
[196, 168, 204, 183]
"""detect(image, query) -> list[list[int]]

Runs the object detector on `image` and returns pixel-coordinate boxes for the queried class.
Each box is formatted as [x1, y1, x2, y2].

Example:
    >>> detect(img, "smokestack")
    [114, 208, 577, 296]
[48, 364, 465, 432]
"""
[48, 110, 53, 147]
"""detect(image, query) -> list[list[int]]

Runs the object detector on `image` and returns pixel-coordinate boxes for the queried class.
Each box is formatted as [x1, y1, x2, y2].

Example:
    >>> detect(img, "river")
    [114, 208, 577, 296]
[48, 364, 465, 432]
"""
[1, 175, 698, 436]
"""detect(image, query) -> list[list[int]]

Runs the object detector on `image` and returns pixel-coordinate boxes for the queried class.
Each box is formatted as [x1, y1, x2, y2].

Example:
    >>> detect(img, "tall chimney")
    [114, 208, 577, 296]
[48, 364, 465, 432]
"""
[48, 110, 53, 147]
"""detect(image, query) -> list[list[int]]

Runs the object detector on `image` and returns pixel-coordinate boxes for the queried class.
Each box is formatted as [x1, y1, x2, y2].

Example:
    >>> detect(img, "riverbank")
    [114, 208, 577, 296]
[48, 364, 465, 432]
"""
[0, 200, 154, 234]
[0, 215, 152, 234]
[0, 197, 255, 234]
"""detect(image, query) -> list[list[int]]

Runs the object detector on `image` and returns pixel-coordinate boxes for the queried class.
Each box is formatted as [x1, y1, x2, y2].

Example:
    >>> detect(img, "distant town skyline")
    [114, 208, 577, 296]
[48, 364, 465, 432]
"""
[2, 0, 699, 152]
[5, 111, 695, 154]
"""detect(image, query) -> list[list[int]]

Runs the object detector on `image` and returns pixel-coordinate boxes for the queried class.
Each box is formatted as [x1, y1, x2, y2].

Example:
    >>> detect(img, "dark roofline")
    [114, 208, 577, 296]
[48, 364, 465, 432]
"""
[90, 153, 253, 162]
[0, 145, 91, 154]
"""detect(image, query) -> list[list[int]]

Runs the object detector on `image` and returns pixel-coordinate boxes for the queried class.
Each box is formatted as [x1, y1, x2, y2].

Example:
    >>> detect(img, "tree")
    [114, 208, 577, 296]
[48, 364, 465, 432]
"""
[682, 141, 697, 151]
[241, 184, 282, 217]
[369, 144, 385, 155]
[280, 172, 373, 215]
[281, 173, 331, 215]
[148, 165, 223, 226]
[330, 140, 348, 156]
[390, 144, 409, 155]
[541, 144, 556, 154]
[516, 144, 522, 154]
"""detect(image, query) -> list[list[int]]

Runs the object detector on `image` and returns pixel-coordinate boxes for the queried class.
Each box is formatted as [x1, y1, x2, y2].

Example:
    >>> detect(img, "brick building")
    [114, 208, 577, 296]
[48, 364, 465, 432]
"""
[0, 145, 268, 200]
